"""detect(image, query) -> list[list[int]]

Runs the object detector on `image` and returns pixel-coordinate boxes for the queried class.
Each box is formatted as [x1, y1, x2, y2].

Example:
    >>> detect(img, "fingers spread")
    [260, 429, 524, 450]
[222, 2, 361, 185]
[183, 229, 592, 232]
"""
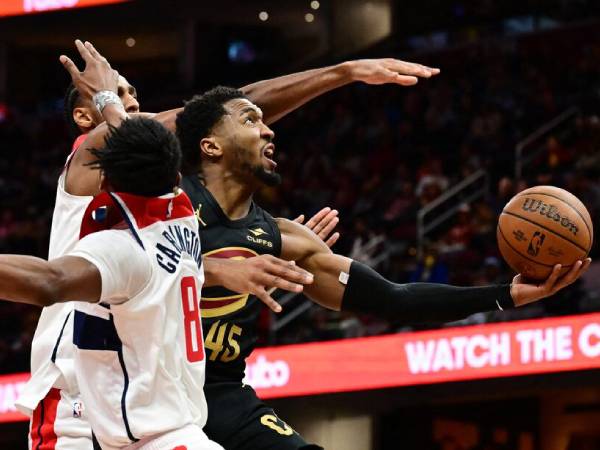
[269, 259, 314, 284]
[543, 264, 562, 292]
[59, 55, 79, 76]
[269, 275, 304, 293]
[255, 288, 282, 313]
[313, 210, 338, 235]
[75, 39, 94, 63]
[294, 214, 305, 224]
[84, 41, 104, 61]
[305, 207, 331, 229]
[554, 260, 585, 292]
[325, 232, 340, 248]
[318, 215, 339, 238]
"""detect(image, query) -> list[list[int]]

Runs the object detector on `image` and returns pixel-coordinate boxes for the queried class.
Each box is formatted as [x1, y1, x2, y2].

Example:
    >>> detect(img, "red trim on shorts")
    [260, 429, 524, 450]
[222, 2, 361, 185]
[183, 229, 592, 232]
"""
[30, 389, 60, 450]
[30, 399, 42, 449]
[172, 446, 187, 450]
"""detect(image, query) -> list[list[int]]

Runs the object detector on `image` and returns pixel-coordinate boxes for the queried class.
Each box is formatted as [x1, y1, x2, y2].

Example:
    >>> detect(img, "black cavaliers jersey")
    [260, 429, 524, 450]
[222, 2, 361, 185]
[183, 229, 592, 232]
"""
[181, 175, 282, 383]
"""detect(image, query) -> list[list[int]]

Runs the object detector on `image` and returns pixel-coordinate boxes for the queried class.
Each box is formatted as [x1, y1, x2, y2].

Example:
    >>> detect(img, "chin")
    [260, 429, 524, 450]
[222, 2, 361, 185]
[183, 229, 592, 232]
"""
[253, 167, 282, 187]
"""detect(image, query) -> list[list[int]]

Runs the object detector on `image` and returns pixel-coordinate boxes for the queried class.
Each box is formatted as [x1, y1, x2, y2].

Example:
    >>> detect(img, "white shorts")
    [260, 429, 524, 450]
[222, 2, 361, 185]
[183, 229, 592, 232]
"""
[127, 424, 224, 450]
[28, 388, 93, 450]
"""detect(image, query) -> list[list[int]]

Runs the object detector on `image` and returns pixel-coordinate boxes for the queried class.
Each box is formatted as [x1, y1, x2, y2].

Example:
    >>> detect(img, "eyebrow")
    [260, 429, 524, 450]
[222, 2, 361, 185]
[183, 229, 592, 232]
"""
[240, 106, 262, 117]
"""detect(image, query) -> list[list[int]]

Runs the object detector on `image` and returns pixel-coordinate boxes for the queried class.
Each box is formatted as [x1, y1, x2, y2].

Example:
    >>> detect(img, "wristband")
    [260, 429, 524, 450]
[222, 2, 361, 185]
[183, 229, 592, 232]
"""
[93, 90, 123, 113]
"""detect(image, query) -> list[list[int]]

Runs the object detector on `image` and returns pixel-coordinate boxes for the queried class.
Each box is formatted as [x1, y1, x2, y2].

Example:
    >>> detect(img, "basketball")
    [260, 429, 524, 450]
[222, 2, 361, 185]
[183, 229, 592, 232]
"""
[497, 186, 593, 280]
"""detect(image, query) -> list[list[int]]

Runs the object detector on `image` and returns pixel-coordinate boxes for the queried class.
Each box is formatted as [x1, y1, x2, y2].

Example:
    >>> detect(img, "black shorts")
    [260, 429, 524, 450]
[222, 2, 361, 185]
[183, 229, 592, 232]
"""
[204, 382, 323, 450]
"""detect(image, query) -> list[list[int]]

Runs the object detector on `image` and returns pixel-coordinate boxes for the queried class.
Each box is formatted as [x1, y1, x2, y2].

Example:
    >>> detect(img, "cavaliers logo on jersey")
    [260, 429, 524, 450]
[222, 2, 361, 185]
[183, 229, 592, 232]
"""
[201, 247, 258, 318]
[249, 227, 269, 237]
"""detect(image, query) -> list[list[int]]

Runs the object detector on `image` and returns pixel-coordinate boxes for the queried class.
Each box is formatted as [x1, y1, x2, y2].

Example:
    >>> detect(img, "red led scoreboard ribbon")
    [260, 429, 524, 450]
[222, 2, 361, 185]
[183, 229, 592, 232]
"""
[0, 0, 127, 18]
[0, 373, 28, 423]
[245, 312, 600, 399]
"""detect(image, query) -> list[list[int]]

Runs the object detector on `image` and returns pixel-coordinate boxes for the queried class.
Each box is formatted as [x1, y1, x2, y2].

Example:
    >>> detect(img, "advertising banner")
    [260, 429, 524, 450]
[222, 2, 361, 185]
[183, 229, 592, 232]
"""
[0, 0, 127, 18]
[245, 312, 600, 399]
[0, 373, 28, 423]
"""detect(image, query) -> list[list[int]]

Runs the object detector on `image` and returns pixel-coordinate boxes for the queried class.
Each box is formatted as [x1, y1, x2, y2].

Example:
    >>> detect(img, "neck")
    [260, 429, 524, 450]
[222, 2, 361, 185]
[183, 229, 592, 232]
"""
[201, 165, 255, 220]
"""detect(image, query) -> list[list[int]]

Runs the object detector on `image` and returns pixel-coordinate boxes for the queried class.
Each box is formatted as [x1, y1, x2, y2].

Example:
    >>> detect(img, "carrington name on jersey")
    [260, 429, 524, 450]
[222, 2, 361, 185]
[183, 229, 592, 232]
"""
[156, 224, 202, 273]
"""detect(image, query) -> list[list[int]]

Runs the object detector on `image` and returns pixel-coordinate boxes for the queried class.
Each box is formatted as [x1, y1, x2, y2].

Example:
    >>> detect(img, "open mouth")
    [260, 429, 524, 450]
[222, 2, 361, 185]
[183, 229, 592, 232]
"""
[263, 143, 277, 170]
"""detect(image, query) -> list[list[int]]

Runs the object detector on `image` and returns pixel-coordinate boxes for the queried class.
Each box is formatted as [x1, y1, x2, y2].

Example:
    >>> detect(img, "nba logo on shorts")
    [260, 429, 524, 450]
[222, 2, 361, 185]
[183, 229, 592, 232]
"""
[527, 231, 546, 257]
[72, 401, 84, 418]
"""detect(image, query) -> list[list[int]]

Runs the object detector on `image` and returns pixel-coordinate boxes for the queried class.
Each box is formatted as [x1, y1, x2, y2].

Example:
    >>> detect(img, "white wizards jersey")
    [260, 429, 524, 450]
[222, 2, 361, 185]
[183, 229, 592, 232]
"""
[68, 189, 207, 450]
[17, 135, 92, 414]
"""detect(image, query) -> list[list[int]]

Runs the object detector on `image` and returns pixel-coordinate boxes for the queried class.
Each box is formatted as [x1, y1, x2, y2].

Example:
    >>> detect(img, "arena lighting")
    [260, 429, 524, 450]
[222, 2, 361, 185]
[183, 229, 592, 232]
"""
[0, 0, 128, 18]
[310, 0, 320, 10]
[125, 37, 136, 47]
[3, 312, 600, 423]
[304, 12, 314, 22]
[258, 11, 269, 21]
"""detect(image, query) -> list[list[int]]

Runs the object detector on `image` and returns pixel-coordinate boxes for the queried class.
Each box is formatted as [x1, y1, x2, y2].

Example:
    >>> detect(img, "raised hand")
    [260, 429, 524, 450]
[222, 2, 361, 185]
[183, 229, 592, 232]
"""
[346, 58, 440, 86]
[59, 39, 119, 100]
[510, 258, 592, 307]
[294, 207, 340, 248]
[210, 255, 314, 313]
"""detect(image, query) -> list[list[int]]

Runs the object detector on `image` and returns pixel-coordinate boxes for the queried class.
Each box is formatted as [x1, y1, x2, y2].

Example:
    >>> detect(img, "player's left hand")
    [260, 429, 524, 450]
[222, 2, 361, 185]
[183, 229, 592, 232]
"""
[59, 39, 119, 99]
[345, 58, 440, 86]
[294, 207, 340, 247]
[510, 258, 592, 307]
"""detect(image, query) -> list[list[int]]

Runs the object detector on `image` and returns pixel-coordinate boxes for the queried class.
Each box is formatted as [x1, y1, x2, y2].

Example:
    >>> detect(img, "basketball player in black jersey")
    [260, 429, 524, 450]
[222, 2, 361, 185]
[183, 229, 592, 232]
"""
[62, 39, 439, 310]
[175, 87, 591, 450]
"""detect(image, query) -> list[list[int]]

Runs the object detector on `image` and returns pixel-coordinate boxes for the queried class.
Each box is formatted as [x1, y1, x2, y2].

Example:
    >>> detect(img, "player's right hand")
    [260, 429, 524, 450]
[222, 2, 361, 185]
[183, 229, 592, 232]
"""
[510, 258, 592, 307]
[59, 39, 119, 99]
[345, 58, 440, 86]
[210, 255, 314, 313]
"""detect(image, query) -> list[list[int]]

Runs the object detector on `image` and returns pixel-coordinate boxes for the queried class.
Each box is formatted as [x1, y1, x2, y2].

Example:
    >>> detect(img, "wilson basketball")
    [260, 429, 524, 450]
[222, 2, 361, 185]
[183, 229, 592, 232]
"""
[497, 186, 593, 280]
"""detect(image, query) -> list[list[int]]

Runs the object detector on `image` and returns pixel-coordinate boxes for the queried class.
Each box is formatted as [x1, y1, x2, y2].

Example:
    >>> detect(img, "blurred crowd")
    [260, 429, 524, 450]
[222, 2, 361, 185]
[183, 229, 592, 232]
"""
[267, 26, 600, 345]
[1, 25, 600, 372]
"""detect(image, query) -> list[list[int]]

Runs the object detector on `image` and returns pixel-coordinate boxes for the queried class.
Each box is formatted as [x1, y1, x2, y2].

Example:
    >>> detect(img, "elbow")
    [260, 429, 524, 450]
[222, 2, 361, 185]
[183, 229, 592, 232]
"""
[32, 271, 62, 307]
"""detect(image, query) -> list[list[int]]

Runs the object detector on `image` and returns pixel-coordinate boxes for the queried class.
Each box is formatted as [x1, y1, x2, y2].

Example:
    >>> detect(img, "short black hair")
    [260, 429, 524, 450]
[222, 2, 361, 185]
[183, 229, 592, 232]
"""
[63, 83, 83, 139]
[87, 117, 181, 197]
[175, 86, 246, 174]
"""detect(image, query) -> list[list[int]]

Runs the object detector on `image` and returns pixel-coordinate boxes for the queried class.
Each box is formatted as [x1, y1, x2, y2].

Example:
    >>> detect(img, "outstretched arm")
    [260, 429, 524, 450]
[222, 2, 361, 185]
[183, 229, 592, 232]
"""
[242, 59, 439, 125]
[0, 255, 101, 307]
[146, 58, 441, 129]
[277, 218, 591, 323]
[132, 58, 441, 130]
[203, 255, 313, 313]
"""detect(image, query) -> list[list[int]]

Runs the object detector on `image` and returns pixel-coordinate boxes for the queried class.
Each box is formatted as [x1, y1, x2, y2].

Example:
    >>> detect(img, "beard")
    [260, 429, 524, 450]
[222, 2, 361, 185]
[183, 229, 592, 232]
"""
[252, 165, 282, 187]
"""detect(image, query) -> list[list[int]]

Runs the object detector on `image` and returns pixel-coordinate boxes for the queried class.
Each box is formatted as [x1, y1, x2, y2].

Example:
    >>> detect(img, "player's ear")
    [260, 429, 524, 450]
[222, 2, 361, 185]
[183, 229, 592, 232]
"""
[99, 172, 109, 192]
[200, 137, 223, 158]
[73, 106, 96, 131]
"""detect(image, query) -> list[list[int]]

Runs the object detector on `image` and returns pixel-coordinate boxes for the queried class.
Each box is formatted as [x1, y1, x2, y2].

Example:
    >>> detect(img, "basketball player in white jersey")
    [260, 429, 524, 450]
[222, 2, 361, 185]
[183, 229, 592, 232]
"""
[1, 116, 223, 449]
[14, 41, 323, 449]
[16, 40, 439, 448]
